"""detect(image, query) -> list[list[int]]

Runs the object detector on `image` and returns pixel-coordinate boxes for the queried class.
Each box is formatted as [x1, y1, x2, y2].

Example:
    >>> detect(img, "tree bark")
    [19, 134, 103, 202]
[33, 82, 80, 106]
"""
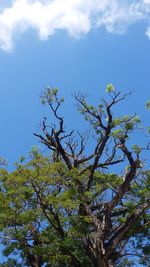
[27, 254, 42, 267]
[95, 257, 114, 267]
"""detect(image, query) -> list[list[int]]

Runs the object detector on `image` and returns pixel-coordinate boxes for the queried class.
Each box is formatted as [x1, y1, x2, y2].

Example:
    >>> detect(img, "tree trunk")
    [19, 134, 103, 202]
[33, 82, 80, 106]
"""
[95, 258, 114, 267]
[96, 257, 107, 267]
[27, 254, 42, 267]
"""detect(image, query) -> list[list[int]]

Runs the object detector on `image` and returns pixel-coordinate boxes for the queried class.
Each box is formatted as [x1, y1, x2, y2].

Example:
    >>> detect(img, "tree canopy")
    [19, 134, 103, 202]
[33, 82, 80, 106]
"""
[0, 86, 149, 267]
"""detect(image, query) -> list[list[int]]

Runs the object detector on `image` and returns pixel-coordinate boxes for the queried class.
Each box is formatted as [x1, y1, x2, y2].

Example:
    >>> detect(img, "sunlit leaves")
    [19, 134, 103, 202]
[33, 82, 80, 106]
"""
[113, 118, 121, 126]
[132, 144, 142, 154]
[106, 83, 115, 93]
[111, 128, 124, 138]
[41, 87, 64, 106]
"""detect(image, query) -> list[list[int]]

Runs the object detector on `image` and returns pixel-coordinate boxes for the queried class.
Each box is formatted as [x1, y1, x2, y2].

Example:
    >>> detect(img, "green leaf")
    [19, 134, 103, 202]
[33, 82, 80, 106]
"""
[19, 156, 25, 163]
[113, 118, 121, 126]
[132, 144, 142, 154]
[106, 83, 115, 93]
[125, 122, 134, 130]
[132, 116, 141, 123]
[111, 128, 124, 138]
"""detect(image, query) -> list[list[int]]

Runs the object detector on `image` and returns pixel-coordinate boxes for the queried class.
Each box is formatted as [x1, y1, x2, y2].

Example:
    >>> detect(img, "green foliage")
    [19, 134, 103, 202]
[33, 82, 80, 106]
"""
[106, 83, 115, 93]
[111, 128, 124, 138]
[132, 144, 142, 154]
[0, 152, 148, 266]
[41, 87, 64, 105]
[0, 152, 92, 266]
[0, 86, 149, 267]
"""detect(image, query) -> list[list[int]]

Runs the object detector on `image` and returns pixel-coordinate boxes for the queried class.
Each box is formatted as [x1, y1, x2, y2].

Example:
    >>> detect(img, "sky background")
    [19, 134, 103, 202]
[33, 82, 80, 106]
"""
[0, 0, 149, 171]
[0, 1, 150, 266]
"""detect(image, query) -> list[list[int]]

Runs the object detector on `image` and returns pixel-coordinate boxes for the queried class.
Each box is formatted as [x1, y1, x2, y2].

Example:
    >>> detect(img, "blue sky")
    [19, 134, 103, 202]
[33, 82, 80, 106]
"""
[0, 0, 150, 170]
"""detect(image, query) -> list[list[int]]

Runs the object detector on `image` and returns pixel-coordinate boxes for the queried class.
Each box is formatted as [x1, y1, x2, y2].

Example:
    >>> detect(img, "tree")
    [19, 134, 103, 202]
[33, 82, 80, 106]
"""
[0, 86, 149, 267]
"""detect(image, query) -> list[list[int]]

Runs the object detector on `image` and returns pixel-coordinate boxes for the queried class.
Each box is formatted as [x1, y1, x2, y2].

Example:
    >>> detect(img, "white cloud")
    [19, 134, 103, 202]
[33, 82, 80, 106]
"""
[0, 0, 150, 52]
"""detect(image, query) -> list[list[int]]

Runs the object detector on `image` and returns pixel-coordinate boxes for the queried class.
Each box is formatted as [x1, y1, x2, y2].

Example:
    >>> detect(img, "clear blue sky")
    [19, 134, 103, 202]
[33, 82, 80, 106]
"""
[0, 0, 149, 170]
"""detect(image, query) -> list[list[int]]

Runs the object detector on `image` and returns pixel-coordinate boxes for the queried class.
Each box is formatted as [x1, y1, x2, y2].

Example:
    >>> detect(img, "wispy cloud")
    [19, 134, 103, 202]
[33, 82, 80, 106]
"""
[0, 0, 150, 52]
